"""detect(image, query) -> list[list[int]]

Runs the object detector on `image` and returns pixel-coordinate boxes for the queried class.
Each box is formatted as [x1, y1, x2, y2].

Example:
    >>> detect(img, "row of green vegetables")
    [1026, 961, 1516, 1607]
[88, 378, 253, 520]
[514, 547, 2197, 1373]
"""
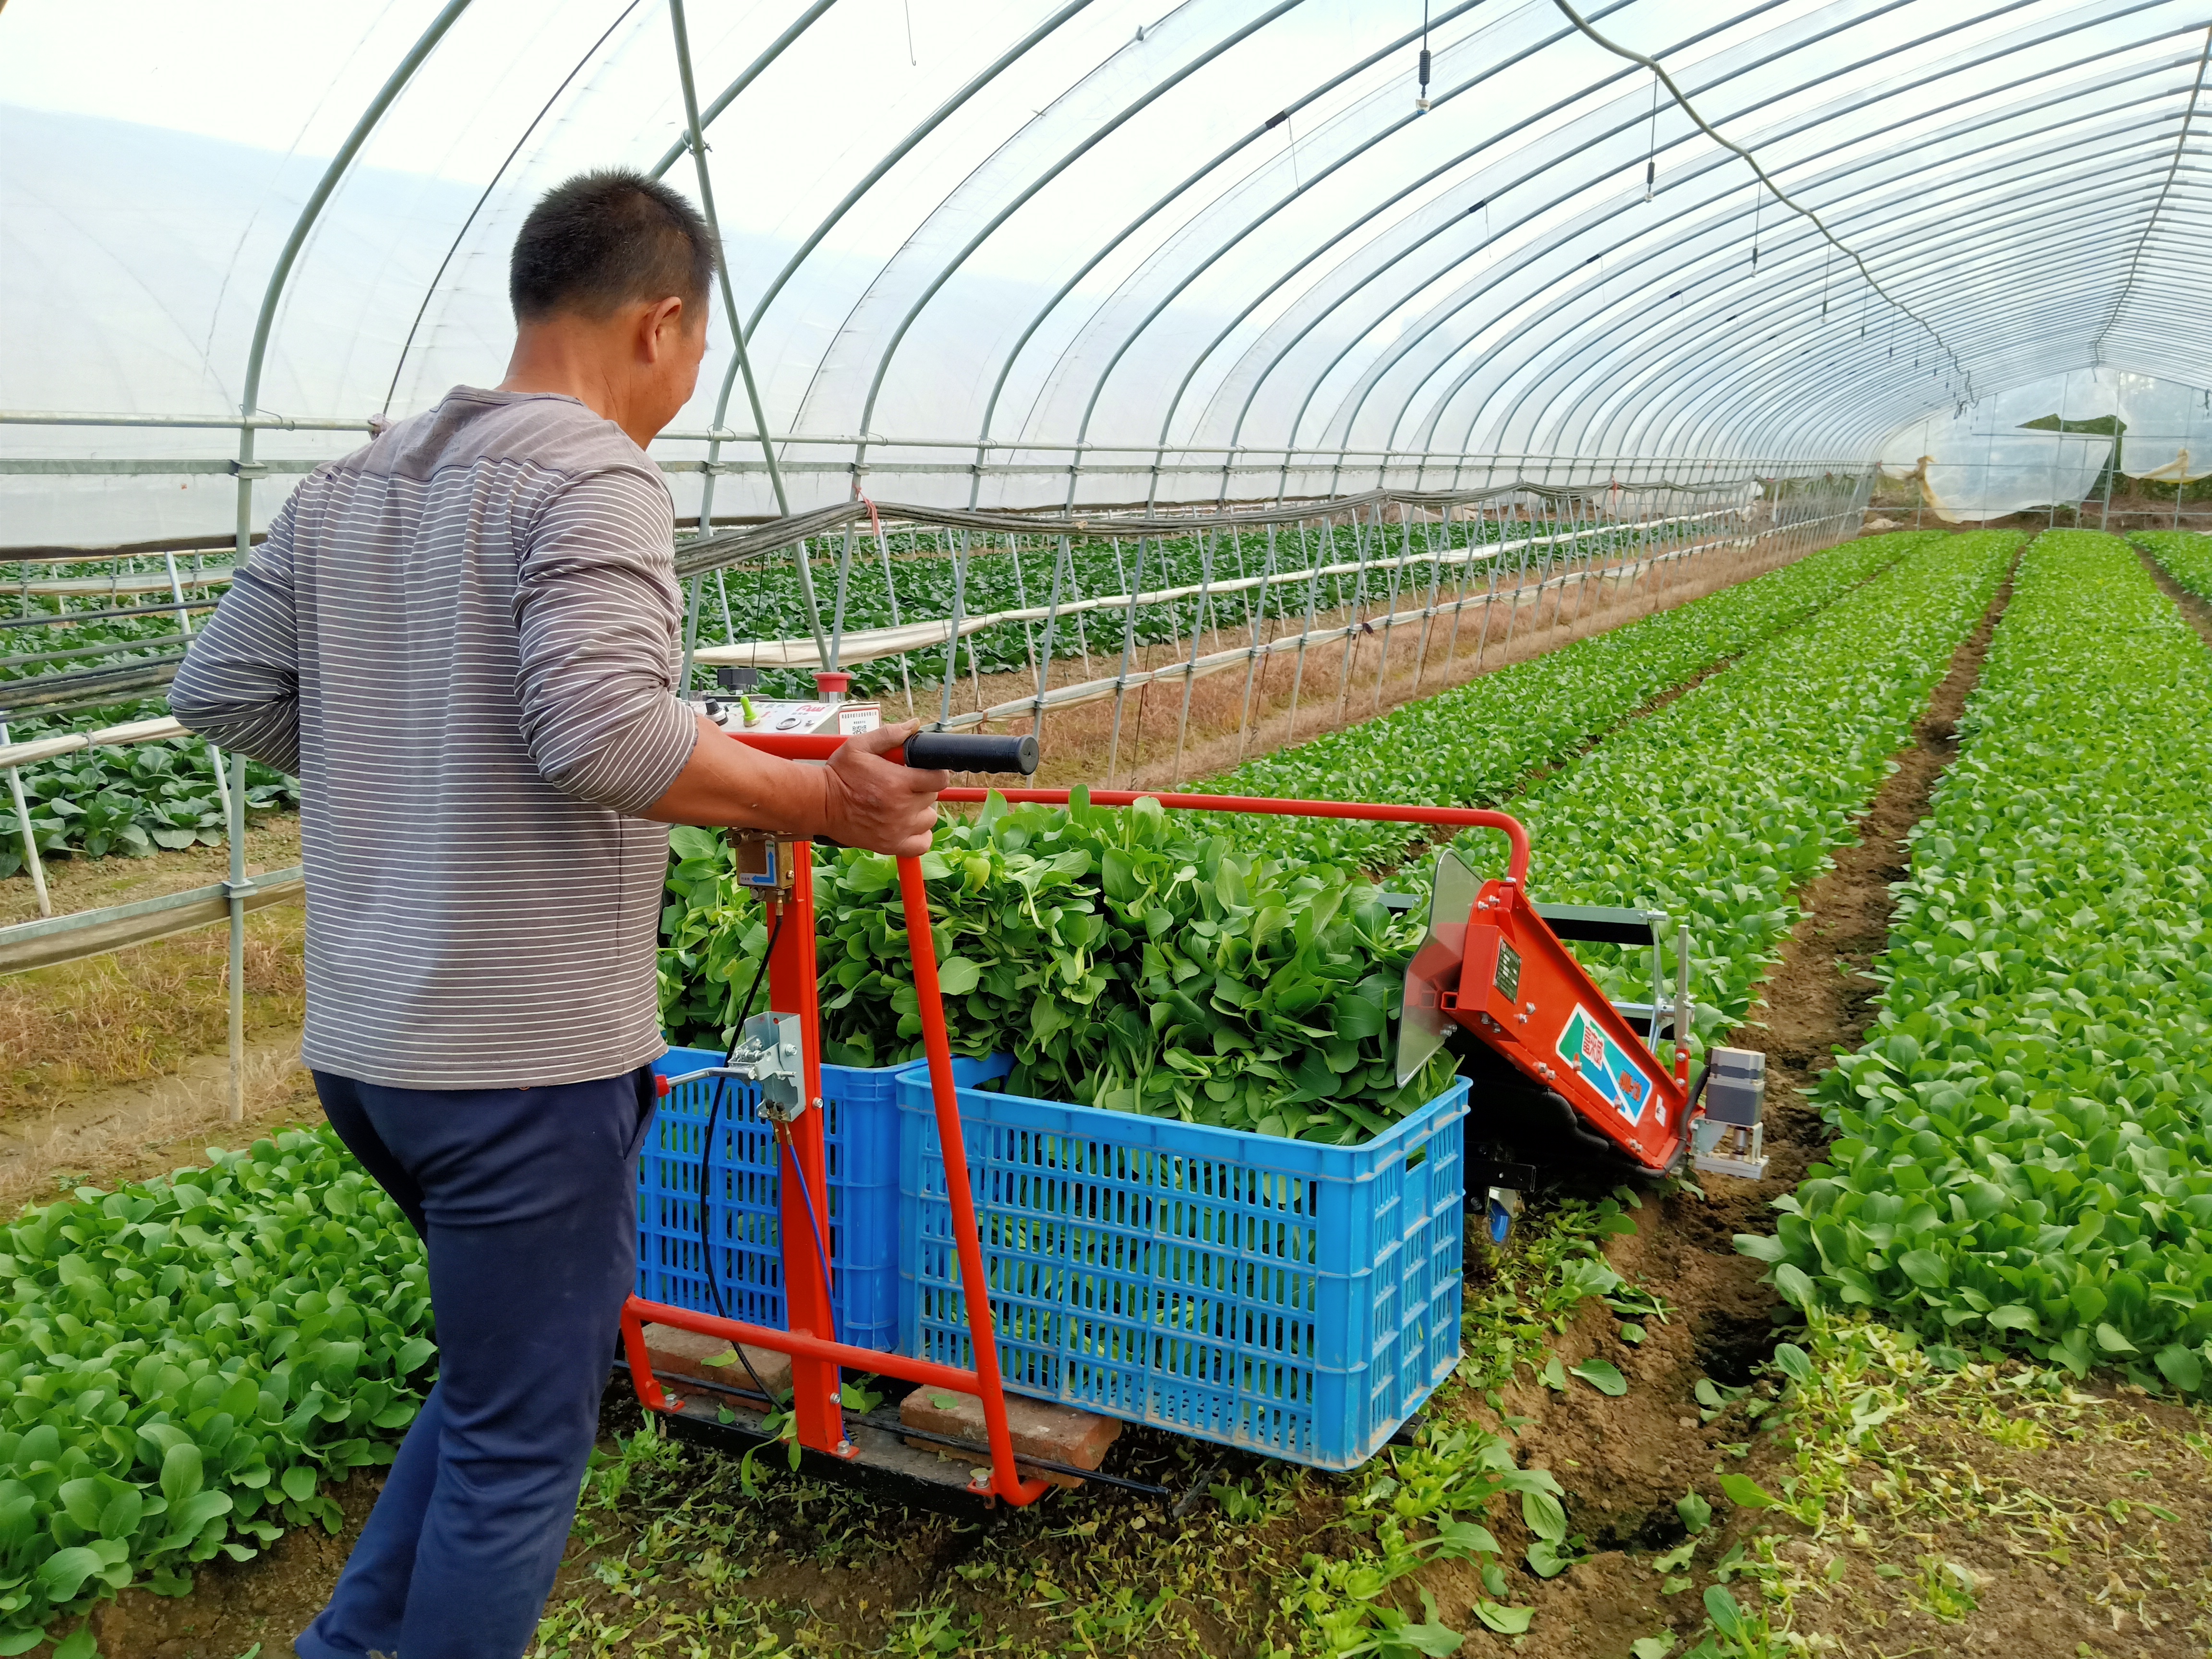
[2132, 526, 2212, 600]
[0, 1131, 429, 1651]
[1443, 529, 2018, 1036]
[0, 570, 291, 875]
[1190, 531, 1934, 869]
[0, 696, 297, 880]
[0, 528, 1991, 1644]
[0, 525, 1817, 1641]
[1752, 530, 2212, 1394]
[658, 534, 1936, 1136]
[0, 512, 1726, 877]
[0, 599, 206, 691]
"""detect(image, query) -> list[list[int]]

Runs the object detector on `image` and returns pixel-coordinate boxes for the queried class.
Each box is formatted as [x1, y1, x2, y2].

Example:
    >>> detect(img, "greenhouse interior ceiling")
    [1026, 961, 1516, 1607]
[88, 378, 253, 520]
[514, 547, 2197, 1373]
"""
[7, 0, 2212, 544]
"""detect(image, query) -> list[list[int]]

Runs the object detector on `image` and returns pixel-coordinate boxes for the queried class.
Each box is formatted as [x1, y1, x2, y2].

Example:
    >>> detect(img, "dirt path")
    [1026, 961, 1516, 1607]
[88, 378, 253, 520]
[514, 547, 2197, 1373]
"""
[0, 1030, 321, 1208]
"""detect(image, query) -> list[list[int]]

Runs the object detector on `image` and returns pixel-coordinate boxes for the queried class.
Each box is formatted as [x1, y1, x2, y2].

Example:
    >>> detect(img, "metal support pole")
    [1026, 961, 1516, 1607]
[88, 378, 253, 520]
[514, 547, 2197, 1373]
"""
[1233, 527, 1278, 761]
[939, 533, 972, 730]
[225, 748, 250, 1122]
[679, 576, 705, 695]
[1104, 535, 1145, 788]
[1376, 503, 1419, 709]
[1471, 501, 1503, 674]
[872, 515, 917, 718]
[1, 727, 50, 920]
[223, 0, 471, 1127]
[670, 3, 789, 525]
[1332, 506, 1375, 728]
[1168, 526, 1218, 787]
[1031, 532, 1070, 740]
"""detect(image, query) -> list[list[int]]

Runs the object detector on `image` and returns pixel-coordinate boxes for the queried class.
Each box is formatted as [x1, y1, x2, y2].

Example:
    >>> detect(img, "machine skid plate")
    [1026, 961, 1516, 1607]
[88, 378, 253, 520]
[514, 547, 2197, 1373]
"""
[1443, 880, 1689, 1171]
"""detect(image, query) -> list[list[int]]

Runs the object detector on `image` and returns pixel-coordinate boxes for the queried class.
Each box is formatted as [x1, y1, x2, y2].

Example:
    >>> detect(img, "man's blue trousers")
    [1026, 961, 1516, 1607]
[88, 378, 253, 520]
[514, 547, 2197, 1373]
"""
[294, 1067, 656, 1659]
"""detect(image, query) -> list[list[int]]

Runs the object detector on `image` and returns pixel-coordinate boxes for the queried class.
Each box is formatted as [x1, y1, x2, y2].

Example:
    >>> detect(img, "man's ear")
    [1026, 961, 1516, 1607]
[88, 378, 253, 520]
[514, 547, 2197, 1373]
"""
[640, 295, 687, 363]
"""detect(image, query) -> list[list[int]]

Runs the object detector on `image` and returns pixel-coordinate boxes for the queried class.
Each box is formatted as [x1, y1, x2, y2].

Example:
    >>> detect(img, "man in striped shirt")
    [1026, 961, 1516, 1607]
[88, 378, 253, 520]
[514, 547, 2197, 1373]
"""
[171, 170, 944, 1659]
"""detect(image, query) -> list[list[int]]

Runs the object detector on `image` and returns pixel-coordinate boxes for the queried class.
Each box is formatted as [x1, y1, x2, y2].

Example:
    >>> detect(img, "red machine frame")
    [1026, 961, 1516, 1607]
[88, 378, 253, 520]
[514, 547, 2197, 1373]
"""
[621, 731, 1694, 1504]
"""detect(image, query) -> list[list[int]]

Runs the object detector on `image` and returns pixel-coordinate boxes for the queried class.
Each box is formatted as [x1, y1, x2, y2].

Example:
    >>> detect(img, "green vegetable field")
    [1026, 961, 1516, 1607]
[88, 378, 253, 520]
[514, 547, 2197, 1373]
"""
[1755, 530, 2212, 1388]
[685, 514, 1693, 700]
[22, 10, 2212, 1651]
[20, 521, 2212, 1654]
[1450, 529, 2017, 1033]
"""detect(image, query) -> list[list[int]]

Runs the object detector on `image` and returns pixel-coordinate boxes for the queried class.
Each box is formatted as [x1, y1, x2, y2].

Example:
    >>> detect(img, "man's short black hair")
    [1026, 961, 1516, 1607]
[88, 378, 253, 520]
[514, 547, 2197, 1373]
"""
[509, 169, 719, 323]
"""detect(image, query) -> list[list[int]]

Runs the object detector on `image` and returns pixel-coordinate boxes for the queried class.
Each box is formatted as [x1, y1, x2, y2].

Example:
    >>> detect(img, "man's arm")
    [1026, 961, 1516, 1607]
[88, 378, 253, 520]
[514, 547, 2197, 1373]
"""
[515, 469, 945, 856]
[168, 495, 302, 772]
[639, 711, 949, 858]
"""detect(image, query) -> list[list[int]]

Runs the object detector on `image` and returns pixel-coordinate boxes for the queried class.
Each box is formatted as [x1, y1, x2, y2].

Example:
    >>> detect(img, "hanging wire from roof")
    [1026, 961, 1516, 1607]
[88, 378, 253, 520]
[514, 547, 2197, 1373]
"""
[1644, 71, 1659, 200]
[2088, 22, 2212, 366]
[1416, 1, 1433, 112]
[1550, 0, 1972, 402]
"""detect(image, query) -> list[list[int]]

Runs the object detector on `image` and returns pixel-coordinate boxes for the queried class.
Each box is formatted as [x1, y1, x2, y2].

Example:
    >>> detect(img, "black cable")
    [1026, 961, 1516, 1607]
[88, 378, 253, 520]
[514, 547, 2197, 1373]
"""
[698, 902, 787, 1408]
[779, 1126, 838, 1345]
[1687, 1059, 1712, 1116]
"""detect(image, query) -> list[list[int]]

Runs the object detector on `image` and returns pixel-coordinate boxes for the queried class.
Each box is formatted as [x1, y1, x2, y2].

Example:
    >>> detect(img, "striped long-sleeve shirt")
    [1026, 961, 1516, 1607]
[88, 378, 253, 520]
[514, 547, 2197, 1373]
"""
[170, 388, 699, 1088]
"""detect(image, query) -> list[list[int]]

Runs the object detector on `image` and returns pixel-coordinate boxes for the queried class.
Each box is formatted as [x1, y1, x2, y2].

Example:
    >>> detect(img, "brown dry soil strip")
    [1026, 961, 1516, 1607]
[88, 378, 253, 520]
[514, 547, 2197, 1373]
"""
[1412, 567, 2021, 1658]
[2138, 542, 2212, 649]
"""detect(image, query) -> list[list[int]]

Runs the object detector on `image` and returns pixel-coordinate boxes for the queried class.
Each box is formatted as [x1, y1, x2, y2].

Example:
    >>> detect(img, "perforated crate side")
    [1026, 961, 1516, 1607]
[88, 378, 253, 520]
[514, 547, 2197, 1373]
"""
[895, 1056, 1468, 1470]
[637, 1048, 902, 1350]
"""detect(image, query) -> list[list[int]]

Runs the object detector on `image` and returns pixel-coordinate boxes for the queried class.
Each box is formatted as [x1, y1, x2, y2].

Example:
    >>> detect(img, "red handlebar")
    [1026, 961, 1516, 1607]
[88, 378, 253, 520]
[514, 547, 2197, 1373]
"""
[725, 730, 1531, 887]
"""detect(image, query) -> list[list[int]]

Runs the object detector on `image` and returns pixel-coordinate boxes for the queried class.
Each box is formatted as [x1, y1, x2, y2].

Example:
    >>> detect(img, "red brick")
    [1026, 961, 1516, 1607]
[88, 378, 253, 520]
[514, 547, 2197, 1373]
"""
[898, 1387, 1120, 1488]
[640, 1322, 792, 1406]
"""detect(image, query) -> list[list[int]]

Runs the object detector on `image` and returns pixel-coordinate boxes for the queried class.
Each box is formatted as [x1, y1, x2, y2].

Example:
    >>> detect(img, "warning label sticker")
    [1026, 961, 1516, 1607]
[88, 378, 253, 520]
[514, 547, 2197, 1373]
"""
[1557, 1004, 1656, 1125]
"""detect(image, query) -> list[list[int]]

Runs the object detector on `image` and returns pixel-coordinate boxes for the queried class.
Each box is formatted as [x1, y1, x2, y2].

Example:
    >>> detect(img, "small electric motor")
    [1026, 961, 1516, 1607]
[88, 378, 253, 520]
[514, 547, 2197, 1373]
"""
[1693, 1046, 1768, 1179]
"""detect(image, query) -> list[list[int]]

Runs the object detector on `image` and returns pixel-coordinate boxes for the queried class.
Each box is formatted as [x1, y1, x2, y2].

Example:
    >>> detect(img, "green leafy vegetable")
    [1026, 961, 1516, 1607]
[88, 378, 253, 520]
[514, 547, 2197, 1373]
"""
[1569, 1358, 1627, 1395]
[0, 1128, 430, 1645]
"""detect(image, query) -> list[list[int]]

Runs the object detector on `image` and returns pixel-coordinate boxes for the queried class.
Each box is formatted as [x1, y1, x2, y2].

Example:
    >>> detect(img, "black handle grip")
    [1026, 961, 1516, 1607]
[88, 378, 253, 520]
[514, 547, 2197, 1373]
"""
[903, 732, 1039, 776]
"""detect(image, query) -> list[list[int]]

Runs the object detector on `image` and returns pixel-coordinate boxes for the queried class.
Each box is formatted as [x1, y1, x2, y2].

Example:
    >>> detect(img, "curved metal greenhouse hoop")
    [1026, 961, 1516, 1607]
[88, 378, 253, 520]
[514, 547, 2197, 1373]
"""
[1054, 1, 1654, 477]
[1337, 0, 2104, 465]
[1228, 0, 1897, 464]
[380, 0, 649, 419]
[1476, 129, 2173, 460]
[647, 0, 841, 180]
[847, 1, 1306, 467]
[964, 2, 1485, 508]
[1529, 99, 2185, 456]
[235, 0, 474, 549]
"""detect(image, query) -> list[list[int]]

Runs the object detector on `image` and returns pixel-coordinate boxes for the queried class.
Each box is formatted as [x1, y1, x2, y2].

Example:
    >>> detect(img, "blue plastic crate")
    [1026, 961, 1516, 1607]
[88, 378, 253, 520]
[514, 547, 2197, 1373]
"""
[638, 1047, 902, 1351]
[895, 1057, 1468, 1470]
